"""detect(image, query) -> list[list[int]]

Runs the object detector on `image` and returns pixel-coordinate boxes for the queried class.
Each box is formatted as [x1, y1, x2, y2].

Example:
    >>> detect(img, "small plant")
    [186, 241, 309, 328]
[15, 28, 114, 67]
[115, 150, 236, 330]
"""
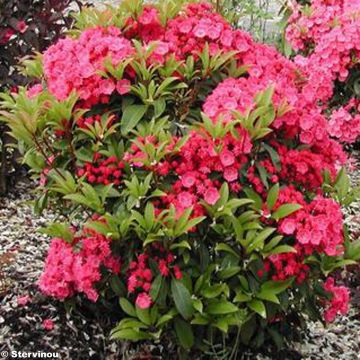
[1, 0, 360, 356]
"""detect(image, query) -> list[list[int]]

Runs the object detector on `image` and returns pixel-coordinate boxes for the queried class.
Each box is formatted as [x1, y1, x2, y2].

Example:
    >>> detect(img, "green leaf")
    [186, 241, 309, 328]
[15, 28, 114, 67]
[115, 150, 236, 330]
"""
[257, 291, 279, 304]
[264, 245, 297, 257]
[170, 240, 191, 250]
[206, 300, 239, 315]
[248, 299, 266, 318]
[234, 291, 252, 302]
[171, 279, 194, 320]
[174, 318, 194, 349]
[116, 318, 147, 330]
[110, 276, 126, 296]
[111, 328, 150, 341]
[262, 143, 281, 171]
[272, 204, 302, 220]
[263, 235, 283, 252]
[215, 243, 239, 258]
[191, 314, 209, 325]
[39, 223, 73, 243]
[121, 104, 148, 135]
[260, 278, 294, 295]
[202, 284, 226, 299]
[156, 311, 176, 327]
[268, 328, 285, 350]
[266, 183, 279, 210]
[248, 227, 276, 253]
[256, 164, 269, 189]
[150, 275, 163, 302]
[136, 306, 151, 325]
[243, 187, 263, 209]
[218, 266, 241, 279]
[119, 298, 136, 317]
[192, 298, 203, 313]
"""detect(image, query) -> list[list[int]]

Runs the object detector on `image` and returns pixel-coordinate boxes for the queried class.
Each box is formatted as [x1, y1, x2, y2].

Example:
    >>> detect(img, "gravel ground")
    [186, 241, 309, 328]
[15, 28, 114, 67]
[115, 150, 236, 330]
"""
[0, 165, 359, 359]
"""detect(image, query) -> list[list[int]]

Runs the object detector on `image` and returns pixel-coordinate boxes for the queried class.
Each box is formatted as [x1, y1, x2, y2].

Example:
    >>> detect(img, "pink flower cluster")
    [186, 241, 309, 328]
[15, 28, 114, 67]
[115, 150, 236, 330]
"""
[77, 153, 125, 186]
[127, 245, 182, 309]
[323, 277, 350, 322]
[244, 140, 345, 193]
[286, 0, 345, 52]
[39, 231, 120, 302]
[279, 194, 344, 257]
[43, 26, 133, 104]
[278, 146, 339, 190]
[266, 246, 310, 284]
[286, 0, 360, 143]
[161, 128, 252, 215]
[261, 186, 343, 283]
[202, 60, 332, 148]
[164, 2, 251, 59]
[328, 101, 360, 143]
[124, 2, 253, 63]
[125, 6, 165, 43]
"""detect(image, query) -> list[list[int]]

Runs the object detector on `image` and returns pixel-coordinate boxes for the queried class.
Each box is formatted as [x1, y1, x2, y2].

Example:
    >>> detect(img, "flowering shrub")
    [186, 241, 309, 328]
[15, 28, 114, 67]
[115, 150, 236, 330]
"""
[0, 0, 87, 195]
[2, 0, 360, 354]
[285, 0, 360, 144]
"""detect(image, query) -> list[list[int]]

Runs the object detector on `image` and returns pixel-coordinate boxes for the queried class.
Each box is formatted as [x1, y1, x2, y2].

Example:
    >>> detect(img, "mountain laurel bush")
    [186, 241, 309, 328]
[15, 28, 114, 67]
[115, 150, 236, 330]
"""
[1, 0, 360, 355]
[285, 0, 360, 144]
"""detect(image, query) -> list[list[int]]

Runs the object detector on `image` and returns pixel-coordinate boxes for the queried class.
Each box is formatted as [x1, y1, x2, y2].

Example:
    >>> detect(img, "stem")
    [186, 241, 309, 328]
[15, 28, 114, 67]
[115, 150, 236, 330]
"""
[42, 135, 57, 158]
[230, 327, 241, 360]
[216, 0, 221, 12]
[32, 136, 66, 181]
[65, 128, 77, 169]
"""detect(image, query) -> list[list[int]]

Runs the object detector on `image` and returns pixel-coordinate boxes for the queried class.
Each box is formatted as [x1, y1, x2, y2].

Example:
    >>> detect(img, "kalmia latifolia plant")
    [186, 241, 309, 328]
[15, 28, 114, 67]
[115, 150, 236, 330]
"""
[285, 0, 360, 145]
[1, 0, 360, 356]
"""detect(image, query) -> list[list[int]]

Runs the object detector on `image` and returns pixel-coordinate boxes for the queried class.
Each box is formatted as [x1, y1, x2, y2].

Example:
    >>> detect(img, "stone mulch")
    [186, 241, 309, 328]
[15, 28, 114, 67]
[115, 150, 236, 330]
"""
[0, 165, 359, 359]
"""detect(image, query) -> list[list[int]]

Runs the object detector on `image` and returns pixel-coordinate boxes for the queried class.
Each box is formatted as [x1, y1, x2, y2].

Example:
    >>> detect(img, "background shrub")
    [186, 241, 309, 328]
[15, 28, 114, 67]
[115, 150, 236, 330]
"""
[284, 0, 360, 145]
[0, 0, 87, 195]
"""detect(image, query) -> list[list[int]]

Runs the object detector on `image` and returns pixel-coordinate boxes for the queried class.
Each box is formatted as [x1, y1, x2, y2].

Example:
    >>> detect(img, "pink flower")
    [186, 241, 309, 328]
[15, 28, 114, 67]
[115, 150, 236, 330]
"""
[181, 172, 196, 188]
[16, 20, 28, 33]
[17, 295, 31, 306]
[193, 25, 207, 38]
[116, 79, 131, 95]
[135, 292, 152, 309]
[178, 192, 193, 208]
[173, 265, 182, 280]
[42, 319, 54, 331]
[219, 150, 235, 167]
[280, 218, 296, 235]
[204, 188, 220, 205]
[0, 28, 15, 44]
[98, 79, 115, 95]
[158, 259, 170, 276]
[27, 84, 43, 98]
[223, 167, 238, 182]
[323, 277, 350, 322]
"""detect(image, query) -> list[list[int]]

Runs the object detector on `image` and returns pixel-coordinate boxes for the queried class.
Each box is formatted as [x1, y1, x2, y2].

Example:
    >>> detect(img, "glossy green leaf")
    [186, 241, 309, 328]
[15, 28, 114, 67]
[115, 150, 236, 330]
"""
[171, 279, 194, 320]
[121, 104, 148, 135]
[248, 299, 266, 318]
[207, 300, 239, 315]
[272, 203, 302, 220]
[174, 318, 194, 349]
